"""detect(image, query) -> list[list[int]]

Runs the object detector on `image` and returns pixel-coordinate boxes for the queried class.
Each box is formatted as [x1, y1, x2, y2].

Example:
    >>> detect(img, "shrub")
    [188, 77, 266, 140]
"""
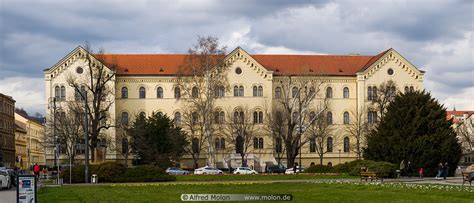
[60, 164, 99, 183]
[334, 160, 397, 177]
[94, 162, 127, 182]
[305, 165, 334, 173]
[112, 165, 176, 182]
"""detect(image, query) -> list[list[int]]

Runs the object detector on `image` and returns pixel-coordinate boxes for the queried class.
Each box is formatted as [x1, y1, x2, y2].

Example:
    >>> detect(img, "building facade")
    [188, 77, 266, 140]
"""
[447, 111, 474, 165]
[44, 46, 425, 169]
[0, 93, 16, 168]
[15, 112, 46, 167]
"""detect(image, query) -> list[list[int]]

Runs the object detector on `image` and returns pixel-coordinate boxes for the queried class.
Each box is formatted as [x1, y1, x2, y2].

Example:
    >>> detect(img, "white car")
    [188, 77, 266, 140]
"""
[285, 166, 304, 174]
[0, 170, 12, 190]
[194, 167, 223, 175]
[233, 167, 258, 175]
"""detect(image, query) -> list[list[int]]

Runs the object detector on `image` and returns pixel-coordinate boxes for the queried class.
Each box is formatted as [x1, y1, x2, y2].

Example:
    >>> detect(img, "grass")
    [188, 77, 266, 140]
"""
[37, 182, 473, 203]
[175, 173, 355, 181]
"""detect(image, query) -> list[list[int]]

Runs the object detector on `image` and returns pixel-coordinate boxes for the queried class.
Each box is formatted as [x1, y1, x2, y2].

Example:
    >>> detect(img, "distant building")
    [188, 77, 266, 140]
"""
[14, 122, 27, 169]
[15, 112, 46, 167]
[447, 110, 474, 165]
[0, 93, 15, 168]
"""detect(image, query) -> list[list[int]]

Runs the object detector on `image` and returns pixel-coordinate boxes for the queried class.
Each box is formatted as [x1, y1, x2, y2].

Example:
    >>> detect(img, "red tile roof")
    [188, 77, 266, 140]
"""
[446, 111, 474, 123]
[95, 50, 389, 76]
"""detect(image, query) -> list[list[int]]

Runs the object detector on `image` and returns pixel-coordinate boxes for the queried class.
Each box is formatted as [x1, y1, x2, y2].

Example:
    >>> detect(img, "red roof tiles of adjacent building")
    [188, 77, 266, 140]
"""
[95, 49, 389, 76]
[446, 111, 474, 123]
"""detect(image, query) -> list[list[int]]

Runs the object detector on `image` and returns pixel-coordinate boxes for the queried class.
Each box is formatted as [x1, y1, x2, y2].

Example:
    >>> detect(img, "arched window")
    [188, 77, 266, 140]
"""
[253, 112, 258, 123]
[192, 87, 199, 98]
[60, 86, 66, 100]
[121, 112, 129, 126]
[253, 137, 259, 149]
[252, 111, 263, 124]
[259, 112, 263, 123]
[121, 138, 128, 154]
[139, 87, 146, 99]
[326, 111, 333, 124]
[258, 86, 263, 97]
[344, 137, 350, 152]
[409, 86, 414, 92]
[220, 138, 225, 149]
[275, 87, 282, 98]
[309, 86, 316, 97]
[253, 86, 258, 97]
[327, 137, 333, 152]
[343, 87, 349, 98]
[368, 111, 377, 124]
[215, 111, 225, 124]
[372, 86, 377, 100]
[343, 111, 349, 124]
[157, 87, 163, 98]
[121, 87, 128, 98]
[292, 87, 298, 98]
[234, 86, 239, 97]
[192, 138, 199, 153]
[55, 86, 60, 99]
[404, 86, 409, 93]
[239, 85, 244, 97]
[309, 111, 316, 123]
[234, 110, 244, 124]
[258, 138, 264, 149]
[310, 138, 316, 152]
[368, 86, 372, 100]
[215, 138, 220, 150]
[174, 112, 181, 126]
[192, 112, 198, 125]
[292, 112, 298, 123]
[215, 86, 225, 97]
[174, 87, 181, 99]
[326, 87, 332, 98]
[276, 137, 282, 153]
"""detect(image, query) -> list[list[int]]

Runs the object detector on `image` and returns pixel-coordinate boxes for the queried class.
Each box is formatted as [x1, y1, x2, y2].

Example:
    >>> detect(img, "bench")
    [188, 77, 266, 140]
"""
[360, 171, 383, 182]
[462, 172, 474, 186]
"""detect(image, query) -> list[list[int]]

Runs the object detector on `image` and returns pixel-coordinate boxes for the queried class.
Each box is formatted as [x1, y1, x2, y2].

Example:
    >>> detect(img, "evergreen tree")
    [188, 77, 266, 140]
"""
[130, 112, 188, 168]
[363, 91, 461, 176]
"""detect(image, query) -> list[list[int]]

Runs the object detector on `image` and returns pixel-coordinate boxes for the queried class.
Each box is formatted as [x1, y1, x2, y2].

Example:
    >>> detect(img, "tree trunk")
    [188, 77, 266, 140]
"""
[319, 155, 323, 165]
[90, 147, 95, 163]
[241, 154, 246, 167]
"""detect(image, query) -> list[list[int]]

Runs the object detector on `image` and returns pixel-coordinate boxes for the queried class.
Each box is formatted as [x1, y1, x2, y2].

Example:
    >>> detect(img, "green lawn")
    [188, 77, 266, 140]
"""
[38, 182, 473, 203]
[175, 173, 354, 181]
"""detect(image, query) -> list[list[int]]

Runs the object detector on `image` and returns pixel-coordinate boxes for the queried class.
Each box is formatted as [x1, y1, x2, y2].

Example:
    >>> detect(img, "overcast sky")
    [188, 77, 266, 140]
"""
[0, 0, 472, 115]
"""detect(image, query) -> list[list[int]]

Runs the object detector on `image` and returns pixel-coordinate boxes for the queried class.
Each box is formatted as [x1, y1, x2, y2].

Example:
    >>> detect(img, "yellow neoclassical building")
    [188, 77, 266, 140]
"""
[44, 46, 424, 170]
[14, 112, 46, 168]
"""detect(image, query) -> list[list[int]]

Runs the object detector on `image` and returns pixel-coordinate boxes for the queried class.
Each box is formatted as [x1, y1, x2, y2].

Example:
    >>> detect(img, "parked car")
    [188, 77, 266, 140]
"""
[266, 164, 286, 174]
[285, 166, 304, 174]
[6, 169, 17, 187]
[233, 167, 258, 175]
[166, 167, 190, 175]
[0, 169, 12, 190]
[194, 167, 223, 175]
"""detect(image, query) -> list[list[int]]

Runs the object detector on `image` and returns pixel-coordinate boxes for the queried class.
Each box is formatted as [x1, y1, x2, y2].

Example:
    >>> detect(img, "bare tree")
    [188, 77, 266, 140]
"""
[176, 36, 227, 167]
[66, 43, 116, 162]
[344, 107, 373, 160]
[180, 107, 211, 169]
[456, 118, 474, 152]
[307, 100, 334, 165]
[370, 80, 397, 123]
[274, 75, 324, 168]
[265, 107, 287, 165]
[45, 101, 84, 165]
[221, 107, 258, 167]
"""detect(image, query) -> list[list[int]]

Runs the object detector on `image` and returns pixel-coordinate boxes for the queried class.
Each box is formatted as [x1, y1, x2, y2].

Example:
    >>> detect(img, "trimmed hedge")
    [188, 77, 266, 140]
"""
[304, 160, 397, 178]
[60, 162, 175, 183]
[113, 165, 176, 182]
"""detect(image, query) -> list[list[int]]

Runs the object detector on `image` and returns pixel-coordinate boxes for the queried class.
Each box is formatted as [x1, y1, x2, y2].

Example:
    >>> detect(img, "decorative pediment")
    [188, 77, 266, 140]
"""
[358, 48, 424, 80]
[224, 47, 273, 80]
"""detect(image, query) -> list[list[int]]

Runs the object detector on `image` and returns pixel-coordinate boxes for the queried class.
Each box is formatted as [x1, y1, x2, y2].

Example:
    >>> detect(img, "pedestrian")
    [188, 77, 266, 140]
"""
[418, 167, 424, 179]
[435, 162, 443, 179]
[406, 161, 412, 178]
[399, 160, 405, 177]
[33, 163, 40, 180]
[442, 162, 449, 180]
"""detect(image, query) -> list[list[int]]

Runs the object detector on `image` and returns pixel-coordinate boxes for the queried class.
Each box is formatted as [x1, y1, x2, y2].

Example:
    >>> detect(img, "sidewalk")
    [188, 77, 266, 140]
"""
[385, 177, 467, 186]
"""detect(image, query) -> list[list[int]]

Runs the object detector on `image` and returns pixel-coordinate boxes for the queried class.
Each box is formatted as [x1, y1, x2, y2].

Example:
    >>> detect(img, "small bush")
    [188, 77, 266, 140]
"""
[113, 165, 176, 182]
[333, 160, 397, 177]
[305, 165, 334, 173]
[61, 164, 99, 183]
[94, 162, 127, 182]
